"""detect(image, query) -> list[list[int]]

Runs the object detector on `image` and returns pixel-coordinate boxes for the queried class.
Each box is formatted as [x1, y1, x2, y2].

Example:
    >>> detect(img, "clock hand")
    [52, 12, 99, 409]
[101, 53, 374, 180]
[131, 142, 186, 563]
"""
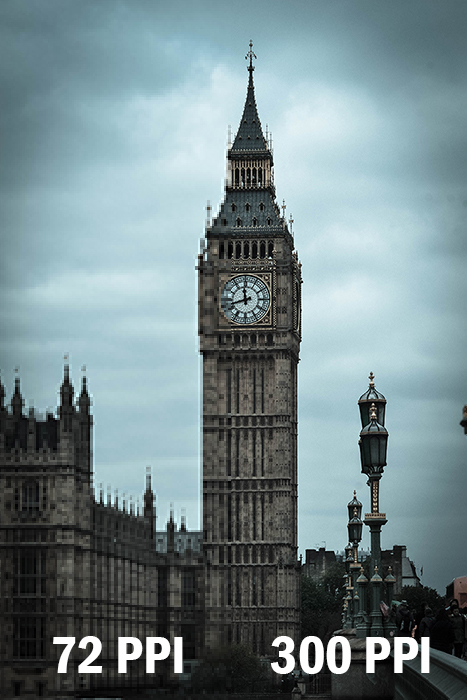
[233, 296, 252, 305]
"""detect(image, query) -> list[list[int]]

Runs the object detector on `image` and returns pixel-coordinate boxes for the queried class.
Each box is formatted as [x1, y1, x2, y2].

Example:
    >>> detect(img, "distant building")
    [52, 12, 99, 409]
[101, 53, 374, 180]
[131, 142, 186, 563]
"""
[303, 545, 420, 598]
[0, 368, 204, 698]
[381, 545, 420, 596]
[303, 548, 337, 581]
[446, 576, 467, 608]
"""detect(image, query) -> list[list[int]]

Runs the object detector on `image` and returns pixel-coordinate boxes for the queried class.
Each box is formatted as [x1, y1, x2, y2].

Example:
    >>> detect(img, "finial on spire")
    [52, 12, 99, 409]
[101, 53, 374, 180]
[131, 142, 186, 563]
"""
[63, 354, 70, 382]
[369, 371, 375, 388]
[288, 213, 294, 234]
[146, 465, 152, 492]
[245, 40, 256, 73]
[370, 402, 377, 420]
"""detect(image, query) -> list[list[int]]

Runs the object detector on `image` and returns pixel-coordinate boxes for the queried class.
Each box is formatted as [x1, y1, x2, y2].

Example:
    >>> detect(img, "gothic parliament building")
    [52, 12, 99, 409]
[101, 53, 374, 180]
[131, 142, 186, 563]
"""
[0, 47, 302, 698]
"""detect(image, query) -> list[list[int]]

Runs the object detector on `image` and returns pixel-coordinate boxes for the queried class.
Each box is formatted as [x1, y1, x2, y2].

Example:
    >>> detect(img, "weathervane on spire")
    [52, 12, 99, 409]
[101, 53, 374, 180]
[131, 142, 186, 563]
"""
[245, 40, 256, 72]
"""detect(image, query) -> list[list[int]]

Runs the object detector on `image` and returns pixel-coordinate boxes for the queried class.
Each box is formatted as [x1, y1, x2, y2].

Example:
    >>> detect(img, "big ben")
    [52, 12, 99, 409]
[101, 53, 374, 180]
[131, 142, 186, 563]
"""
[198, 44, 302, 652]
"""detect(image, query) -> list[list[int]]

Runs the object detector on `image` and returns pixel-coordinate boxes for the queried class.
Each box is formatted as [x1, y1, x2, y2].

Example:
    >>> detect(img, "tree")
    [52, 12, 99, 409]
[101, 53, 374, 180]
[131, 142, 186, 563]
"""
[190, 644, 269, 693]
[301, 562, 346, 644]
[399, 585, 444, 614]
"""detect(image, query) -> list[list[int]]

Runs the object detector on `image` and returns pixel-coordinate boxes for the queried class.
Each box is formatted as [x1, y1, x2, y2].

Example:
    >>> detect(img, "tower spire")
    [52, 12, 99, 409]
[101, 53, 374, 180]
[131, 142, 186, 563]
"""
[79, 365, 90, 414]
[11, 367, 24, 416]
[230, 41, 269, 154]
[60, 354, 74, 408]
[209, 44, 289, 235]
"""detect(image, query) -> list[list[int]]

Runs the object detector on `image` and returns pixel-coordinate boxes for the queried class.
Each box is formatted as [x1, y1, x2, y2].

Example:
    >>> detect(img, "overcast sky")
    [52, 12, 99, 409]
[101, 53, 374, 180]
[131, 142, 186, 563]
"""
[1, 0, 466, 595]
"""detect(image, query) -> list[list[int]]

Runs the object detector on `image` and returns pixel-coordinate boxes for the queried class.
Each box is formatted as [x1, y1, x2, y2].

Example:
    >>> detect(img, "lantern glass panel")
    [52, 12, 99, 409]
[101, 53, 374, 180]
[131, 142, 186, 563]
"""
[348, 519, 362, 544]
[377, 404, 386, 426]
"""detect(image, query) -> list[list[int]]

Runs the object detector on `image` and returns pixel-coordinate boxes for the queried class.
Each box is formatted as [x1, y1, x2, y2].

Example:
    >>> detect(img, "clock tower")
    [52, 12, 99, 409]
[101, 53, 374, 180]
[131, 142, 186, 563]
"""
[198, 44, 302, 653]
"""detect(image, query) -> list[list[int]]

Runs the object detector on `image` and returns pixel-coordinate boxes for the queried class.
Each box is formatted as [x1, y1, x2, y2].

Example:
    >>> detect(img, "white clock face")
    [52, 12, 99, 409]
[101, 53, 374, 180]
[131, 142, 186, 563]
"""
[221, 274, 270, 325]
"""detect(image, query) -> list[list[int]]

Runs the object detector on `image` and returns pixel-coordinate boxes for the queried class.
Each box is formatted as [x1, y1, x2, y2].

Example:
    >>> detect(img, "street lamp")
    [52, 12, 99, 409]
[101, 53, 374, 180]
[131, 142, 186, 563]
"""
[358, 371, 386, 429]
[359, 404, 388, 571]
[343, 543, 354, 628]
[347, 492, 363, 628]
[358, 373, 388, 636]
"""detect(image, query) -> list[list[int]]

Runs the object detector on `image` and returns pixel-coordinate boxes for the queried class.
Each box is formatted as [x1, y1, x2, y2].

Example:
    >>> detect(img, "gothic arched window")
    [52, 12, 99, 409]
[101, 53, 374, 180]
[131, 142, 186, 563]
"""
[236, 217, 242, 228]
[260, 241, 266, 259]
[245, 202, 250, 212]
[268, 241, 274, 257]
[259, 202, 265, 211]
[252, 242, 258, 259]
[235, 242, 241, 259]
[234, 169, 239, 186]
[258, 168, 263, 186]
[228, 242, 233, 259]
[243, 242, 249, 258]
[252, 217, 257, 227]
[252, 168, 257, 185]
[231, 202, 236, 212]
[241, 169, 245, 187]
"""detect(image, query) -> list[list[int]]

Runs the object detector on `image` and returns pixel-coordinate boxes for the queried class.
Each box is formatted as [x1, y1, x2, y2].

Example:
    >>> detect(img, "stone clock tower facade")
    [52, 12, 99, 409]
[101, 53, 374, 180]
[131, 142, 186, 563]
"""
[198, 46, 302, 654]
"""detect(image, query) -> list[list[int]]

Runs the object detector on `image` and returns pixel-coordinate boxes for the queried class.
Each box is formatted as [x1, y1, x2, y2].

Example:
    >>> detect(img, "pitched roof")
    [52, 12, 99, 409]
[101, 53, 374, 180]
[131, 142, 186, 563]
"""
[211, 188, 283, 234]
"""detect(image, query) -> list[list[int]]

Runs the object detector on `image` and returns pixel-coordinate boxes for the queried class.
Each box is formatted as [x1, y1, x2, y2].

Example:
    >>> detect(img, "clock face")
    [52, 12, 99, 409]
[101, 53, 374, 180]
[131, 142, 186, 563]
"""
[221, 275, 270, 325]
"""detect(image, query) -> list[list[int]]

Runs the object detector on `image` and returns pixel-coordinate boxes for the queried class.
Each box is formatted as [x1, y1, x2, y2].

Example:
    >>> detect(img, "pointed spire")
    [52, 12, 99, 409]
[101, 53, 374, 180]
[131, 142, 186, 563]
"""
[144, 466, 154, 521]
[11, 367, 24, 416]
[231, 41, 269, 154]
[0, 370, 5, 410]
[167, 503, 175, 553]
[79, 365, 90, 414]
[60, 354, 74, 408]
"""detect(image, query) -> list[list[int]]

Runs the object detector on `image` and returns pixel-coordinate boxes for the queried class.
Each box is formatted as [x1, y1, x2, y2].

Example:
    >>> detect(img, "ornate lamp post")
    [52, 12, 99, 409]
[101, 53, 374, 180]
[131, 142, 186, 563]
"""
[358, 373, 388, 636]
[343, 543, 354, 628]
[347, 492, 363, 627]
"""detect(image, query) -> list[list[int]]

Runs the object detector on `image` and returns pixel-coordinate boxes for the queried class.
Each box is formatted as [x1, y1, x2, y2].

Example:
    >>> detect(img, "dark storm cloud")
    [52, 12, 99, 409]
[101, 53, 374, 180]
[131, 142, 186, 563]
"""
[0, 0, 466, 592]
